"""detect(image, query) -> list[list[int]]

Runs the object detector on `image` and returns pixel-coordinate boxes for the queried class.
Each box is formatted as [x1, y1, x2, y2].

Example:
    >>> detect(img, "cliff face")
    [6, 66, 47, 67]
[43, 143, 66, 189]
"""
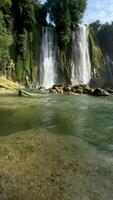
[1, 23, 113, 89]
[90, 55, 113, 89]
[88, 34, 113, 89]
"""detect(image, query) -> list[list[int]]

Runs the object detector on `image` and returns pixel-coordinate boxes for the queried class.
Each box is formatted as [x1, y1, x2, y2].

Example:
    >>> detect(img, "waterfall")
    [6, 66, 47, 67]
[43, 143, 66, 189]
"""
[39, 27, 58, 88]
[39, 25, 91, 87]
[71, 24, 91, 85]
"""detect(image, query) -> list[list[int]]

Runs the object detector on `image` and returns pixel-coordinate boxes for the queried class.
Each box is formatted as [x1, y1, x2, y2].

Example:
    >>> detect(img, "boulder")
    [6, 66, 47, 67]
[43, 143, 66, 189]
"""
[52, 85, 62, 90]
[106, 89, 113, 95]
[71, 85, 84, 94]
[50, 88, 58, 94]
[51, 85, 64, 94]
[93, 88, 110, 96]
[18, 90, 32, 97]
[63, 85, 72, 92]
[83, 87, 93, 95]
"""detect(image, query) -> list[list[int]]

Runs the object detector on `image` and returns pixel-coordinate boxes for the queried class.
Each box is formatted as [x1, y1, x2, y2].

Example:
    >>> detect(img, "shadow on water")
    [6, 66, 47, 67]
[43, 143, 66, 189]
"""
[0, 94, 113, 153]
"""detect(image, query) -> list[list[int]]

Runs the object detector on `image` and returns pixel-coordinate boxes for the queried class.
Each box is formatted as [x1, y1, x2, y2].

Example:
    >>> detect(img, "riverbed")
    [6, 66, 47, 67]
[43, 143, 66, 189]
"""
[0, 94, 113, 199]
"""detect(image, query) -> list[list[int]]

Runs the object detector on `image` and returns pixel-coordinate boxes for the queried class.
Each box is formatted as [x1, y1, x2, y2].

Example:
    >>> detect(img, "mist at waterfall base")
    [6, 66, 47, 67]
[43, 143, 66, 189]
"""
[39, 25, 91, 88]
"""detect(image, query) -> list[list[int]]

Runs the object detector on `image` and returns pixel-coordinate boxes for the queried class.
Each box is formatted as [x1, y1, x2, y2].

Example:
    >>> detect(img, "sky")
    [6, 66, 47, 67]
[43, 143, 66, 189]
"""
[84, 0, 113, 24]
[40, 0, 113, 24]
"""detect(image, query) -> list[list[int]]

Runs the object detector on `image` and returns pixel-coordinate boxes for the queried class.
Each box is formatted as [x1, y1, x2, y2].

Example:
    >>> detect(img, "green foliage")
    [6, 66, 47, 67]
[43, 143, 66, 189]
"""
[47, 0, 87, 48]
[89, 20, 113, 72]
[89, 20, 101, 43]
[0, 0, 12, 7]
[97, 22, 113, 60]
[89, 33, 105, 69]
[55, 8, 71, 48]
[89, 21, 113, 60]
[11, 0, 42, 84]
[0, 0, 42, 84]
[59, 50, 67, 72]
[68, 0, 87, 24]
[0, 0, 13, 67]
[25, 48, 31, 77]
[16, 56, 23, 82]
[38, 4, 47, 26]
[12, 0, 35, 33]
[0, 24, 13, 60]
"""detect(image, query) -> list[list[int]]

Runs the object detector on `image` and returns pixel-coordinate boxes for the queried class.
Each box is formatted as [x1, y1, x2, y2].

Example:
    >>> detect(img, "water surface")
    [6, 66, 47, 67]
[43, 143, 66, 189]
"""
[0, 94, 113, 153]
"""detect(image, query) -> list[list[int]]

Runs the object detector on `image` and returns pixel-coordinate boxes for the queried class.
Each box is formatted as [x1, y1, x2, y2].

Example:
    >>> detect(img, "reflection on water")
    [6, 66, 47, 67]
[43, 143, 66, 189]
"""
[0, 94, 113, 153]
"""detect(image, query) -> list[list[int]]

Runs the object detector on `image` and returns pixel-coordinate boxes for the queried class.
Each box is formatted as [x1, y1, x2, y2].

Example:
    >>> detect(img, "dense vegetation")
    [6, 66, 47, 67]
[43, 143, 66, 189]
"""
[0, 0, 87, 84]
[0, 0, 13, 74]
[47, 0, 87, 48]
[89, 20, 113, 61]
[0, 0, 43, 85]
[1, 0, 113, 86]
[46, 0, 87, 77]
[89, 20, 113, 87]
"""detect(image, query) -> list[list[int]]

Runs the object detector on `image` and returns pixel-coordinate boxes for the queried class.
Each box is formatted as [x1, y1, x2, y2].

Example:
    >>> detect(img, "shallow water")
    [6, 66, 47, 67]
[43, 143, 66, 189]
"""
[0, 94, 113, 153]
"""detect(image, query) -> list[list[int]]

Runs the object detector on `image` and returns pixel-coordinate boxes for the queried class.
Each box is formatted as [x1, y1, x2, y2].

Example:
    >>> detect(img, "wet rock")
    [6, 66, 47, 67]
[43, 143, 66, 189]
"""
[63, 85, 72, 93]
[50, 84, 112, 97]
[71, 85, 92, 94]
[38, 86, 46, 91]
[93, 88, 110, 96]
[50, 88, 59, 94]
[50, 85, 64, 94]
[71, 85, 83, 94]
[83, 86, 93, 95]
[56, 87, 63, 94]
[106, 89, 113, 95]
[52, 85, 62, 89]
[18, 90, 32, 97]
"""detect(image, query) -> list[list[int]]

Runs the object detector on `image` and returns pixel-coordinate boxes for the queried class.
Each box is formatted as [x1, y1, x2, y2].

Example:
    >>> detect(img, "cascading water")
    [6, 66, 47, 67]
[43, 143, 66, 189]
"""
[71, 24, 91, 85]
[39, 27, 58, 88]
[39, 25, 91, 87]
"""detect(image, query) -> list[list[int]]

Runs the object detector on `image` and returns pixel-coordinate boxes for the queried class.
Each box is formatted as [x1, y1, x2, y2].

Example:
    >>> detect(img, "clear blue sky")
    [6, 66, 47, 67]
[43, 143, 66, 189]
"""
[40, 0, 113, 24]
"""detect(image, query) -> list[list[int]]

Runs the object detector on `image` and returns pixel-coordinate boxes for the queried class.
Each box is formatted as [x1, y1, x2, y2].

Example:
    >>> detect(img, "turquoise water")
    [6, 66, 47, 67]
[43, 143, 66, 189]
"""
[0, 94, 113, 153]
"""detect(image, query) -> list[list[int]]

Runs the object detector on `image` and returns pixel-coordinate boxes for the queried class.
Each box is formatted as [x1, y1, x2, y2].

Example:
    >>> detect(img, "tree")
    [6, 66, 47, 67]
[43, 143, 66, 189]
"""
[89, 20, 101, 43]
[47, 0, 87, 48]
[89, 21, 113, 60]
[97, 22, 113, 60]
[68, 0, 87, 24]
[0, 0, 13, 67]
[12, 0, 35, 33]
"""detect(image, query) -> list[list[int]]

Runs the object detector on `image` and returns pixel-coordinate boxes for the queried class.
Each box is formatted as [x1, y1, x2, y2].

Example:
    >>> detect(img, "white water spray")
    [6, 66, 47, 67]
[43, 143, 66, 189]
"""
[39, 27, 58, 88]
[71, 24, 91, 85]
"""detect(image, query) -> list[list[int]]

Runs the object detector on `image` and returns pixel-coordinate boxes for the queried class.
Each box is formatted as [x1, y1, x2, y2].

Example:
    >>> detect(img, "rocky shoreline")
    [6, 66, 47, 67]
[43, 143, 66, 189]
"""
[49, 85, 113, 97]
[0, 76, 24, 95]
[18, 85, 113, 97]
